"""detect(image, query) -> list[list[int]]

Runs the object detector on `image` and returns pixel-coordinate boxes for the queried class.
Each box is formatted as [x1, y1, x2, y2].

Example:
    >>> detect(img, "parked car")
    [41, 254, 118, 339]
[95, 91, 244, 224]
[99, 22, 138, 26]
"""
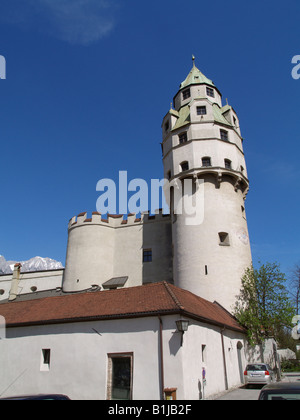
[259, 382, 300, 400]
[0, 394, 71, 400]
[244, 363, 275, 386]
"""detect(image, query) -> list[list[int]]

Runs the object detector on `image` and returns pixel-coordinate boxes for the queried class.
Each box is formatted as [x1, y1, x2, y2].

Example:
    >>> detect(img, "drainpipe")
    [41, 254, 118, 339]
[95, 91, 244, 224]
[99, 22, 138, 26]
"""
[221, 326, 229, 391]
[8, 263, 22, 301]
[158, 316, 165, 400]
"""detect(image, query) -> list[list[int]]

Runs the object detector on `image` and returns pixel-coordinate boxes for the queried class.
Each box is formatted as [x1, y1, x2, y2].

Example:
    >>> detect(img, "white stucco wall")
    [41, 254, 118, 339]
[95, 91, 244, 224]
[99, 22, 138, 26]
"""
[63, 212, 173, 292]
[0, 315, 248, 400]
[0, 270, 64, 302]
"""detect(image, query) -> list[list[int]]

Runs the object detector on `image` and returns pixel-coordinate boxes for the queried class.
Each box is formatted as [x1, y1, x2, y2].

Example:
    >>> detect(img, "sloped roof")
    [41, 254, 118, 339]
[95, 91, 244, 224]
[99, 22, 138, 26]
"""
[0, 282, 245, 333]
[180, 63, 215, 90]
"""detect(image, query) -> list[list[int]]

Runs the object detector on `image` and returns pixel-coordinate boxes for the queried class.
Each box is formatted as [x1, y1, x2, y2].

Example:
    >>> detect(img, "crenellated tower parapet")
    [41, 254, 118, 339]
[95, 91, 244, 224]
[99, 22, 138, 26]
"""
[63, 210, 172, 293]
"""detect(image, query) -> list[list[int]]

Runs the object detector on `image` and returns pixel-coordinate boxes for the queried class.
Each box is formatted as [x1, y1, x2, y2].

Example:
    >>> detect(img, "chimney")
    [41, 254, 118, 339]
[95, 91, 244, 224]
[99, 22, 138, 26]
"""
[8, 263, 22, 301]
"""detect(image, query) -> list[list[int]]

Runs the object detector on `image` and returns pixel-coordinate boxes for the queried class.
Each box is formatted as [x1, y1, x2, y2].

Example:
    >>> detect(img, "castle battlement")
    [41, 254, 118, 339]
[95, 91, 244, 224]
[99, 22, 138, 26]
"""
[68, 210, 171, 230]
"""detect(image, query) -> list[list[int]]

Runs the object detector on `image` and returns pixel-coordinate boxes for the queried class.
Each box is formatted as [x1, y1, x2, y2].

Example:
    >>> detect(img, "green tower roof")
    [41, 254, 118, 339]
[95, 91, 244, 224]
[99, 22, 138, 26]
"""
[180, 57, 216, 90]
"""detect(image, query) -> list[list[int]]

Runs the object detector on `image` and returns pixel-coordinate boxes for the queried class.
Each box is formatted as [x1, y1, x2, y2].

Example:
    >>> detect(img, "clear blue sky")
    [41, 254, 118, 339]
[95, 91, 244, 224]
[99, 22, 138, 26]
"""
[0, 0, 299, 277]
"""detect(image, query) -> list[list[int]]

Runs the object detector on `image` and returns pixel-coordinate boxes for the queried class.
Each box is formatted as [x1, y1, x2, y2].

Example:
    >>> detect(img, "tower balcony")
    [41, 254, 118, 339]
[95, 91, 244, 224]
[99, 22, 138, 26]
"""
[174, 166, 249, 197]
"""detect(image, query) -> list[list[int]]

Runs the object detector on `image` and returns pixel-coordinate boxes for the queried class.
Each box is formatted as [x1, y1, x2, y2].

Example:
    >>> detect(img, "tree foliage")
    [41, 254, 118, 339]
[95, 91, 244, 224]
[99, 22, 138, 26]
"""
[234, 262, 295, 345]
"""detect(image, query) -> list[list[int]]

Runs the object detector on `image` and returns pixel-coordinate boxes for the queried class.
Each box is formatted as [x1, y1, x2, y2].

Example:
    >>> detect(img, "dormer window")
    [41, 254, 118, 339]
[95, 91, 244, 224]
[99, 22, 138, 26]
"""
[182, 88, 191, 100]
[206, 87, 215, 98]
[179, 132, 188, 144]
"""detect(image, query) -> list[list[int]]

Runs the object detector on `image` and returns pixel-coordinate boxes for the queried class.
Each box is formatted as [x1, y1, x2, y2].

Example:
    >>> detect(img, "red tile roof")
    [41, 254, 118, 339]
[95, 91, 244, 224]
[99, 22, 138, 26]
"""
[0, 282, 245, 333]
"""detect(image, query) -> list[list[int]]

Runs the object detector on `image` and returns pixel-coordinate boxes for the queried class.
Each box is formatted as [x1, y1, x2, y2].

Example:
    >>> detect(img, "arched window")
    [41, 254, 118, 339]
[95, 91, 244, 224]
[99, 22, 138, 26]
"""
[224, 159, 232, 169]
[180, 161, 189, 172]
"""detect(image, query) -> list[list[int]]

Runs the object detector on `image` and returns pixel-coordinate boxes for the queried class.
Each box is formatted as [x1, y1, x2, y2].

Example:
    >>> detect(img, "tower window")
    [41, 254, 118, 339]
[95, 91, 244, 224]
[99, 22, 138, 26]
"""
[219, 232, 230, 246]
[220, 129, 229, 141]
[206, 87, 215, 98]
[182, 88, 191, 100]
[202, 157, 211, 167]
[180, 161, 189, 172]
[165, 121, 170, 132]
[179, 132, 188, 144]
[197, 106, 207, 115]
[143, 249, 152, 263]
[224, 159, 232, 169]
[167, 170, 171, 181]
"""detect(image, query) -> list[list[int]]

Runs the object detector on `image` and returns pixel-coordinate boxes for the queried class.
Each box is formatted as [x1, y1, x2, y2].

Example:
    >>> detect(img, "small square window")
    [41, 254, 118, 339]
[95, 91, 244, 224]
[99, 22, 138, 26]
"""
[197, 106, 207, 116]
[220, 129, 229, 141]
[206, 87, 215, 98]
[219, 232, 230, 246]
[179, 132, 188, 144]
[202, 157, 211, 167]
[143, 249, 152, 263]
[182, 89, 191, 100]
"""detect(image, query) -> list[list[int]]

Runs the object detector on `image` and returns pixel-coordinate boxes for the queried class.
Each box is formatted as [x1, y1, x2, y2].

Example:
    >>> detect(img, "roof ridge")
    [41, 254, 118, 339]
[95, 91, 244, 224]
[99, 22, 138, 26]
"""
[162, 282, 185, 311]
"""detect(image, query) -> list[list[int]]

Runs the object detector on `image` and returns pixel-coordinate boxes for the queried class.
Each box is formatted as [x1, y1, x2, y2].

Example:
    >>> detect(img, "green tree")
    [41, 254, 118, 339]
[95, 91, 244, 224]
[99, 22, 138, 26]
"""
[234, 262, 295, 345]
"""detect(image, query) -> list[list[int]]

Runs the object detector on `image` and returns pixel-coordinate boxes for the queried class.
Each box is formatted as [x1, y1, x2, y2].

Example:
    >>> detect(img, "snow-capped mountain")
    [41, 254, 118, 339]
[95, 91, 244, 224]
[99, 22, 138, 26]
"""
[0, 255, 63, 274]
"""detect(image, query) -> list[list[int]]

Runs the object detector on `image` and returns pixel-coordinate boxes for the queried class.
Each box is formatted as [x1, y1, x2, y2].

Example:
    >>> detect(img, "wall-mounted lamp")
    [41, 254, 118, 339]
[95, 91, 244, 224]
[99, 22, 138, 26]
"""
[176, 319, 190, 346]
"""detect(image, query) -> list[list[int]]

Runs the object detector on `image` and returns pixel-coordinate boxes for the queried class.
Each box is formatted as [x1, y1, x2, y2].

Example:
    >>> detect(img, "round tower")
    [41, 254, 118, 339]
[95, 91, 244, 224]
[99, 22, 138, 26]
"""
[63, 212, 115, 292]
[162, 58, 252, 311]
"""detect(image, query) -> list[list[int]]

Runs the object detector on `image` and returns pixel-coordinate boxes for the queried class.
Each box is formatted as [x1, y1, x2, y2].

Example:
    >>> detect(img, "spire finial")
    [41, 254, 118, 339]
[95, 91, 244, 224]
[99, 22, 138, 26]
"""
[192, 55, 196, 66]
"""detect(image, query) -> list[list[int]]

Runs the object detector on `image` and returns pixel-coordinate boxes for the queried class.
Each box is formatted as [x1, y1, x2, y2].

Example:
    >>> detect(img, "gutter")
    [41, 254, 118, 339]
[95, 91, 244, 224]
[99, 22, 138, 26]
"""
[158, 316, 165, 400]
[221, 326, 229, 391]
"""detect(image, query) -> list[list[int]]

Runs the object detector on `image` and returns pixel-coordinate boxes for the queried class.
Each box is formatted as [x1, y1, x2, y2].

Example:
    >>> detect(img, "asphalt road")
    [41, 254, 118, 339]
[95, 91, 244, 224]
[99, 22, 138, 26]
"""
[216, 372, 300, 400]
[216, 384, 263, 400]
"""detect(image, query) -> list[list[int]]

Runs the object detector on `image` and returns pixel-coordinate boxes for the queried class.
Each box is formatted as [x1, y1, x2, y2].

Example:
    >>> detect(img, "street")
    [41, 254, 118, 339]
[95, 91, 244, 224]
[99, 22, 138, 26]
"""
[215, 373, 300, 400]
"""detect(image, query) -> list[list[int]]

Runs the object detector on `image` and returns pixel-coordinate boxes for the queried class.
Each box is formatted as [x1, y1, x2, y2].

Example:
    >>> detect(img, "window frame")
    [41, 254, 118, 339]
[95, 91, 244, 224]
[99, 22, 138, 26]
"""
[179, 132, 188, 144]
[202, 157, 212, 167]
[143, 249, 153, 263]
[220, 129, 229, 141]
[182, 88, 191, 100]
[197, 106, 207, 116]
[206, 87, 215, 98]
[107, 353, 134, 401]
